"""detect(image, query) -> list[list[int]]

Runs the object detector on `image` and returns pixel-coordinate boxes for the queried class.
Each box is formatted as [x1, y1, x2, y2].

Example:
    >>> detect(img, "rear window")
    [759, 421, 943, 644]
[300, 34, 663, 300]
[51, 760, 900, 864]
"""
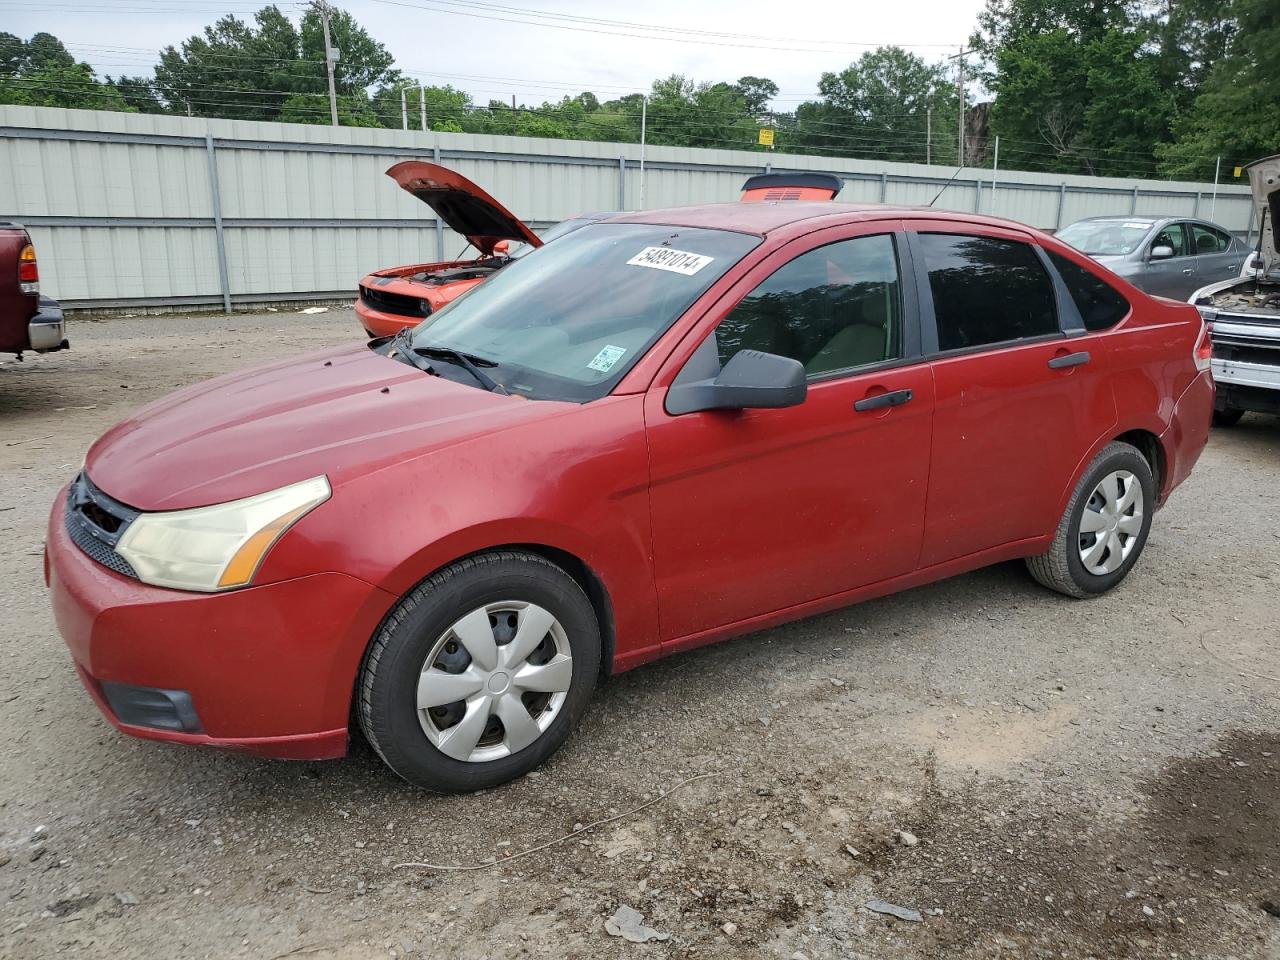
[918, 234, 1058, 351]
[1048, 251, 1131, 331]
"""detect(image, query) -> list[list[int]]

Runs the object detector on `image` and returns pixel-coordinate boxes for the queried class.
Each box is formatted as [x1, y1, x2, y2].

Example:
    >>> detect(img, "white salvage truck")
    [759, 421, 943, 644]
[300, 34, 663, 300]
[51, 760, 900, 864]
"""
[1191, 155, 1280, 426]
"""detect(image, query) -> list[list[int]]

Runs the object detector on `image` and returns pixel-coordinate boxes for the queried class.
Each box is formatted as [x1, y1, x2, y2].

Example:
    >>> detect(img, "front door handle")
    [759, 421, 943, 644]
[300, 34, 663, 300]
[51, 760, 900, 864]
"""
[1048, 351, 1091, 370]
[854, 388, 912, 412]
[1182, 268, 1194, 275]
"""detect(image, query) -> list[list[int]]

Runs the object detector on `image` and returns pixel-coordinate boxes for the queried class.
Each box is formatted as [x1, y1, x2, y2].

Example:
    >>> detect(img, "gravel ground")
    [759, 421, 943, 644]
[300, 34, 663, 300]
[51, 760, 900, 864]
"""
[1, 307, 1277, 960]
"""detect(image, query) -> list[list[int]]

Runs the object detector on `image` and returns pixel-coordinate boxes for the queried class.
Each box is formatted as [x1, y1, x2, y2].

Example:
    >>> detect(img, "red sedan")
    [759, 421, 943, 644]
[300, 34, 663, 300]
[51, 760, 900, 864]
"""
[47, 201, 1214, 791]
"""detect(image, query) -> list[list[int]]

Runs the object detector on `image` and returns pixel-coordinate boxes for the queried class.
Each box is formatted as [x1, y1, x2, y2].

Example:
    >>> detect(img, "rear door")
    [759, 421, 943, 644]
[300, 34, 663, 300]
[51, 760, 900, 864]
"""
[904, 222, 1117, 567]
[1189, 222, 1242, 288]
[645, 224, 935, 644]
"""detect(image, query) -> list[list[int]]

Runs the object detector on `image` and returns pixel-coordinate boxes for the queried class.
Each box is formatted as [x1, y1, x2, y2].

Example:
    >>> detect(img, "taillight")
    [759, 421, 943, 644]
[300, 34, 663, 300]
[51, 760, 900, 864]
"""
[18, 242, 38, 295]
[1194, 321, 1213, 372]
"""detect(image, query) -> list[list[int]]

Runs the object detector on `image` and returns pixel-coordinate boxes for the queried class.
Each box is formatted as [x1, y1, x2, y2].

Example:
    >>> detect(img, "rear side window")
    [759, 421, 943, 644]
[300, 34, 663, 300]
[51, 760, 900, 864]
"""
[918, 234, 1058, 351]
[1191, 223, 1232, 254]
[1048, 251, 1130, 331]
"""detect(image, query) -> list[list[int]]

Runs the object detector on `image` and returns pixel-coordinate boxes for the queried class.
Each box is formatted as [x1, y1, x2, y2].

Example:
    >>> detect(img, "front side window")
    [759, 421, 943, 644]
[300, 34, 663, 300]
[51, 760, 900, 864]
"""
[1048, 251, 1130, 331]
[918, 233, 1058, 351]
[713, 233, 902, 377]
[1190, 223, 1232, 255]
[1152, 223, 1191, 257]
[408, 223, 759, 401]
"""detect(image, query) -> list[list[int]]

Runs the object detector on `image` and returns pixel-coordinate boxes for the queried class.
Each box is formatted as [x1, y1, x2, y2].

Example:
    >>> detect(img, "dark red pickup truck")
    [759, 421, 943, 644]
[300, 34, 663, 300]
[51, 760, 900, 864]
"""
[1, 222, 66, 357]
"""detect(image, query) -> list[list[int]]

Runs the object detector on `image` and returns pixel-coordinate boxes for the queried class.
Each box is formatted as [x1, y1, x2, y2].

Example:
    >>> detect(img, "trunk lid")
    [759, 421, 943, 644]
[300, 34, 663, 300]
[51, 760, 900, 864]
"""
[386, 161, 541, 257]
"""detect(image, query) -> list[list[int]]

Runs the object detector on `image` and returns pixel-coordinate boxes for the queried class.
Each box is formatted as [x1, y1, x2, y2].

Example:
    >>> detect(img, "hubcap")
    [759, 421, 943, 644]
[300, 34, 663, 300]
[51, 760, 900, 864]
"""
[1078, 470, 1144, 576]
[416, 601, 572, 763]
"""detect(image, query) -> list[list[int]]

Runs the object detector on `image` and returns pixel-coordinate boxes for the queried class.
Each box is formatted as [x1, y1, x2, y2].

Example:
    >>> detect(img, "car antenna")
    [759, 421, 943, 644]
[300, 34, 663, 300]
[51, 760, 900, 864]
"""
[928, 164, 967, 207]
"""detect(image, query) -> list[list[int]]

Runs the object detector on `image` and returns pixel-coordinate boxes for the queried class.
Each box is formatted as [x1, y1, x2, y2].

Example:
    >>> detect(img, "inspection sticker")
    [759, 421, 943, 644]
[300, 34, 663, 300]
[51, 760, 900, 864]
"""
[587, 344, 627, 373]
[626, 246, 714, 276]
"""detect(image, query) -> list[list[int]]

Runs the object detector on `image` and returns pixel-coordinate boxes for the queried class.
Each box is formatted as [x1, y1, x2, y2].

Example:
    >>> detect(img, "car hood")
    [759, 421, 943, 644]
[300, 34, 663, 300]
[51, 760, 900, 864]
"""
[1245, 155, 1279, 277]
[85, 345, 566, 511]
[387, 161, 541, 257]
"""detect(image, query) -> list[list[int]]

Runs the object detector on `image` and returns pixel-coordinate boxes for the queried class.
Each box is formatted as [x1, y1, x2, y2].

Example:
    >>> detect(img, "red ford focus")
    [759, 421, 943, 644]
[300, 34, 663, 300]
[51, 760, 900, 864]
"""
[47, 201, 1214, 791]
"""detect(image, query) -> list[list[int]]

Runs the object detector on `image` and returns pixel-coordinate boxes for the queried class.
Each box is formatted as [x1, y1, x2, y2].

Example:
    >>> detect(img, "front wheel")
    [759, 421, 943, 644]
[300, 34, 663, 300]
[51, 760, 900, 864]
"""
[1026, 441, 1155, 598]
[357, 551, 601, 791]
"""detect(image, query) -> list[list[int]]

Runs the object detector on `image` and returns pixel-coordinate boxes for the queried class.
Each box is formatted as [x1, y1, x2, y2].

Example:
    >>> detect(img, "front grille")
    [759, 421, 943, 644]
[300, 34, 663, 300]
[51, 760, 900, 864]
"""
[1212, 342, 1280, 367]
[360, 284, 428, 319]
[64, 473, 140, 579]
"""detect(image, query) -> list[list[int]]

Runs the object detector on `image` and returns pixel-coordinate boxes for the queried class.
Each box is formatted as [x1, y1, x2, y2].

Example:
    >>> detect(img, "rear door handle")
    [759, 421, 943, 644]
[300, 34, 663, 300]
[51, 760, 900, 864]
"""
[1182, 268, 1194, 275]
[1048, 351, 1091, 370]
[854, 388, 912, 412]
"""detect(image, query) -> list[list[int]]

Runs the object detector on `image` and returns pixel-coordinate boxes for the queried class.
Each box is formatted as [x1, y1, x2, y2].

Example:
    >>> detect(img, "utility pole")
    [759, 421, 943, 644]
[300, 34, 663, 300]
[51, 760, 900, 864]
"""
[990, 136, 1000, 213]
[419, 85, 428, 131]
[639, 94, 647, 210]
[311, 0, 339, 127]
[1211, 155, 1221, 219]
[947, 46, 969, 168]
[926, 106, 932, 165]
[512, 94, 517, 134]
[400, 88, 408, 130]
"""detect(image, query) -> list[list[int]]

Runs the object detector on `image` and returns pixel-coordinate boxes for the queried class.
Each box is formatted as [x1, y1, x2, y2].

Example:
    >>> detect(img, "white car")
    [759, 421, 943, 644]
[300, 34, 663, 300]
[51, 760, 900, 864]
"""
[1189, 154, 1280, 425]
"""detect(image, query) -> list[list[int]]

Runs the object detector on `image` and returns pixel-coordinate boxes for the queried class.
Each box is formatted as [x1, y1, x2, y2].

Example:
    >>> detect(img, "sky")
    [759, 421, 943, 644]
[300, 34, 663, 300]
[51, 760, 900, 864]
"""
[0, 0, 988, 107]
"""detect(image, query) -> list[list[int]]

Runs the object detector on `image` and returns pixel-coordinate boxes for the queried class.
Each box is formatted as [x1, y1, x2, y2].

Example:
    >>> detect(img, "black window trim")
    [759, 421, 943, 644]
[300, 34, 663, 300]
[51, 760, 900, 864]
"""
[697, 227, 924, 387]
[906, 229, 1069, 360]
[1042, 246, 1133, 335]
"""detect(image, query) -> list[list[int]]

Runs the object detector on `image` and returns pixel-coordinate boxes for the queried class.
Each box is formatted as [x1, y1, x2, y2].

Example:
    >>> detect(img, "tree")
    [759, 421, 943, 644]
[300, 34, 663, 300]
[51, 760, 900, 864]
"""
[0, 32, 134, 111]
[1157, 0, 1280, 179]
[793, 47, 958, 164]
[151, 4, 397, 122]
[734, 76, 778, 116]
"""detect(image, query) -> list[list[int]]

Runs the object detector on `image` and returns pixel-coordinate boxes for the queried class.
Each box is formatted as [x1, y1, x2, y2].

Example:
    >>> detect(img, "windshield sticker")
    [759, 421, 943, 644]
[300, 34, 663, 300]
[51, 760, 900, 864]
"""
[626, 246, 715, 276]
[587, 345, 627, 373]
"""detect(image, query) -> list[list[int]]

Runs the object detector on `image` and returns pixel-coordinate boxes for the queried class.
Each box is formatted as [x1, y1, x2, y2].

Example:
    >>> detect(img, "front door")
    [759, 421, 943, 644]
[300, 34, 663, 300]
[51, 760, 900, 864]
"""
[645, 228, 935, 644]
[1144, 222, 1197, 298]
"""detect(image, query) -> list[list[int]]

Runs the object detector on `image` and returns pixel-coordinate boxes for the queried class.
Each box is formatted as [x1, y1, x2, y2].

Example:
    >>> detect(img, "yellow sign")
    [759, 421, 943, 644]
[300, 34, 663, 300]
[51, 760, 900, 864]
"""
[758, 128, 774, 147]
[1234, 166, 1243, 177]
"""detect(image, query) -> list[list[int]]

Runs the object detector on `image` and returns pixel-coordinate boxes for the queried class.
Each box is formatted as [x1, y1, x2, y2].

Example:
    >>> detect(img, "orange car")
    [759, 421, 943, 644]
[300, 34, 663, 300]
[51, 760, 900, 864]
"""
[356, 167, 842, 338]
[357, 162, 624, 338]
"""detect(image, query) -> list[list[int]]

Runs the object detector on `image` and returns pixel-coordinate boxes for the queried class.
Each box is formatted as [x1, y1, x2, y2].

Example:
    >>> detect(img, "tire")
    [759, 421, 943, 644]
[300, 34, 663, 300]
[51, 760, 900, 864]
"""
[357, 551, 600, 792]
[1026, 441, 1155, 599]
[1212, 407, 1245, 427]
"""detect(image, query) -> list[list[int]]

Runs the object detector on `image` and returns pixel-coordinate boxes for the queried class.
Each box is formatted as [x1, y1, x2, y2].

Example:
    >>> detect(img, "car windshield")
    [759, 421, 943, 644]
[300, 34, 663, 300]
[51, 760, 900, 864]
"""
[1057, 221, 1152, 256]
[407, 223, 760, 402]
[508, 217, 597, 260]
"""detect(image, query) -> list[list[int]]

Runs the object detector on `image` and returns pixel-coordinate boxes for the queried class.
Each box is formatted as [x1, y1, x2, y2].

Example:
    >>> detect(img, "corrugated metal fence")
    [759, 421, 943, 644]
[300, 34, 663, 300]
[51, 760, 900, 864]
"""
[0, 104, 1257, 311]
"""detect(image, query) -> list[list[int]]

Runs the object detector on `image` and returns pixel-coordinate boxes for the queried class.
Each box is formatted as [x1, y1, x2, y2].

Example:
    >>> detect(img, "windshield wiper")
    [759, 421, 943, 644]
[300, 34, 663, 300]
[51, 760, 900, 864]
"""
[416, 344, 506, 393]
[390, 328, 436, 375]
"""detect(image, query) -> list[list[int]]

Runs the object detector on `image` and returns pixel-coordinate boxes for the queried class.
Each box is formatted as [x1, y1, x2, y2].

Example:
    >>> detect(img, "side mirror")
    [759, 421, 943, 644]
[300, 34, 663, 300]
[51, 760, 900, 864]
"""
[666, 349, 807, 415]
[1150, 244, 1174, 260]
[492, 240, 510, 256]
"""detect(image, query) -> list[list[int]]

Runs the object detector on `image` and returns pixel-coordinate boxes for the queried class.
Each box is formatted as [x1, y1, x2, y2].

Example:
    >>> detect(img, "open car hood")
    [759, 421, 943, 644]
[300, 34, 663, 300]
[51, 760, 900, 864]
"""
[387, 161, 542, 257]
[1245, 155, 1279, 277]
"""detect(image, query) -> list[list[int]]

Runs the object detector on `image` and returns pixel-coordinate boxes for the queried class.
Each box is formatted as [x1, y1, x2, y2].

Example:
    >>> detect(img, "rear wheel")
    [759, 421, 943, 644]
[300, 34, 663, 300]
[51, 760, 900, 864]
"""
[358, 551, 600, 791]
[1026, 441, 1155, 598]
[1212, 406, 1245, 427]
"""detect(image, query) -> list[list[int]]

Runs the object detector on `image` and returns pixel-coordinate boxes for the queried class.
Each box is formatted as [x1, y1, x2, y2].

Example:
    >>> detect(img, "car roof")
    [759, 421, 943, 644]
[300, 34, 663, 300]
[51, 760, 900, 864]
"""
[607, 201, 1005, 237]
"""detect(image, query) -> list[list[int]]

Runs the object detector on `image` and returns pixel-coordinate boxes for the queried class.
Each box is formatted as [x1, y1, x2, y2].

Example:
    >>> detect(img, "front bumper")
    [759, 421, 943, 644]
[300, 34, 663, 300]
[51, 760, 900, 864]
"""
[46, 487, 396, 759]
[354, 294, 421, 339]
[29, 296, 68, 352]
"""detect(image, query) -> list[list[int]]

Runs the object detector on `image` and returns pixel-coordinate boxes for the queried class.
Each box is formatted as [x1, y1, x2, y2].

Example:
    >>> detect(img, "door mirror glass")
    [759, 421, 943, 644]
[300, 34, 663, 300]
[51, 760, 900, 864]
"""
[1150, 244, 1174, 260]
[666, 349, 807, 415]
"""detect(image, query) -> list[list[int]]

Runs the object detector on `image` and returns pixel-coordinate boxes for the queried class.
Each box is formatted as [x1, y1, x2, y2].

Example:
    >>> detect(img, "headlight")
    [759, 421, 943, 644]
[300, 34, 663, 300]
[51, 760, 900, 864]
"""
[115, 476, 331, 592]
